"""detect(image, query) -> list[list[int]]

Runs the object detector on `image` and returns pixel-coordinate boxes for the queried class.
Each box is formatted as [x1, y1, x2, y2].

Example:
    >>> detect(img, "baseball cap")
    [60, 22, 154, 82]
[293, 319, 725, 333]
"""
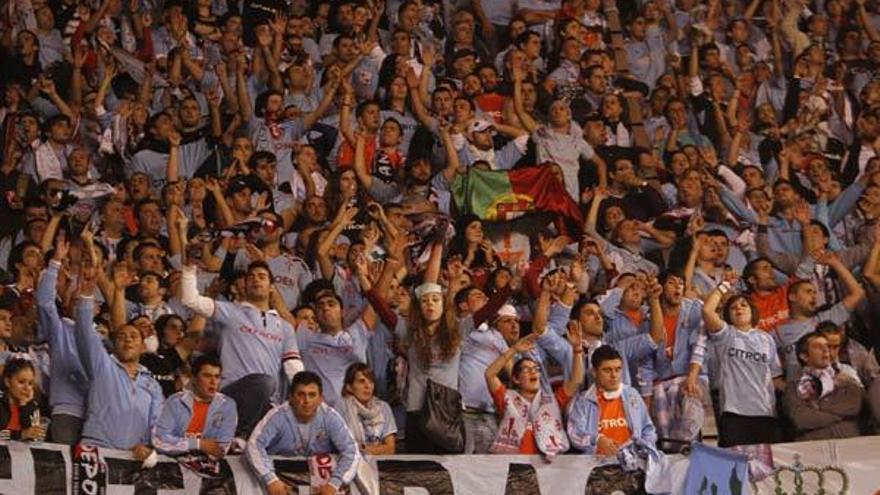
[494, 304, 518, 323]
[414, 282, 443, 299]
[469, 119, 495, 134]
[226, 175, 252, 196]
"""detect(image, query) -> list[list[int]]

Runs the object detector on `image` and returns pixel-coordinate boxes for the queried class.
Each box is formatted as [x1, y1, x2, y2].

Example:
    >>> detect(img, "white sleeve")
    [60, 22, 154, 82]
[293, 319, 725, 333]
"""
[180, 266, 215, 318]
[284, 359, 304, 381]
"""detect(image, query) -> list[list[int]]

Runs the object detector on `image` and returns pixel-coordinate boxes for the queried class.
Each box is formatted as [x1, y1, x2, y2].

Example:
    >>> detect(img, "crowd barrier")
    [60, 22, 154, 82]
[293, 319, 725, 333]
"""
[1, 436, 877, 494]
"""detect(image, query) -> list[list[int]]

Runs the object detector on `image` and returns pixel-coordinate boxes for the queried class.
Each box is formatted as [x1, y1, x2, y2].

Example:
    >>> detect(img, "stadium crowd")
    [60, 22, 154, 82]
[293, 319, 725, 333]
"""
[1, 0, 880, 491]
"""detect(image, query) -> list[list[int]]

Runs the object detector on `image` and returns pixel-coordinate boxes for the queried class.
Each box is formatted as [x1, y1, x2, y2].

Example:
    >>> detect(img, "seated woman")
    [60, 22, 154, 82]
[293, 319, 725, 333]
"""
[336, 363, 397, 455]
[483, 320, 584, 458]
[0, 358, 47, 441]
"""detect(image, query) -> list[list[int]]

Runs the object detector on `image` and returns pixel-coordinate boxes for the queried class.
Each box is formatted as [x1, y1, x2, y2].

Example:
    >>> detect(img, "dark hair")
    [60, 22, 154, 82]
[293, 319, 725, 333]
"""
[355, 99, 380, 120]
[254, 89, 284, 118]
[808, 219, 830, 239]
[591, 345, 622, 369]
[570, 297, 599, 321]
[7, 240, 40, 276]
[787, 279, 814, 305]
[512, 357, 539, 379]
[135, 198, 162, 220]
[291, 370, 323, 394]
[248, 150, 277, 169]
[658, 269, 686, 285]
[191, 353, 222, 375]
[795, 331, 827, 366]
[722, 295, 760, 327]
[816, 320, 843, 336]
[343, 362, 374, 390]
[743, 256, 772, 292]
[2, 358, 35, 384]
[246, 260, 274, 279]
[155, 313, 186, 343]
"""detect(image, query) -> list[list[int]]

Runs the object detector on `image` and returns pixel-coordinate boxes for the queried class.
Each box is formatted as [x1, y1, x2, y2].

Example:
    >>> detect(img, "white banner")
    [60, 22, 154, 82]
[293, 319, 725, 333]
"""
[0, 436, 877, 494]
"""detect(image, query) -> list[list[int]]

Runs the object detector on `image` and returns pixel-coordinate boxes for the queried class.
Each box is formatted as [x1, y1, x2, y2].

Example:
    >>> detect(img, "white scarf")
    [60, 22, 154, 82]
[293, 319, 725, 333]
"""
[466, 142, 496, 169]
[601, 384, 624, 400]
[35, 141, 64, 182]
[339, 395, 386, 447]
[491, 388, 569, 458]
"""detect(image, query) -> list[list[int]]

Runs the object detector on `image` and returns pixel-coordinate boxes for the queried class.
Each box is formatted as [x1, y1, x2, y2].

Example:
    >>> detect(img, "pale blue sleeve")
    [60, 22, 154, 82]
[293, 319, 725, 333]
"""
[326, 409, 362, 489]
[565, 396, 597, 453]
[152, 397, 193, 455]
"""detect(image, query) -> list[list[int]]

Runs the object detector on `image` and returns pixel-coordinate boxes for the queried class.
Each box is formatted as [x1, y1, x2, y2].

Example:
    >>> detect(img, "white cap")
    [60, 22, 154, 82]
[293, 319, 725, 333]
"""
[469, 119, 495, 134]
[494, 304, 518, 323]
[414, 282, 443, 299]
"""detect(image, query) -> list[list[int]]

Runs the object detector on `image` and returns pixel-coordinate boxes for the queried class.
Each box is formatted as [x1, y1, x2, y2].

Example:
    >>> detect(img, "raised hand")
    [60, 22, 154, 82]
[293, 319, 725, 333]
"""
[566, 320, 583, 348]
[511, 333, 538, 354]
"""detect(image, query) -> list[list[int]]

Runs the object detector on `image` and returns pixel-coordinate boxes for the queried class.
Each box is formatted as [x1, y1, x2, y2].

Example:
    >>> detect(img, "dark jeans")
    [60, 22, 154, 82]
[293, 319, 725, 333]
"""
[717, 412, 779, 447]
[50, 413, 83, 445]
[221, 374, 276, 438]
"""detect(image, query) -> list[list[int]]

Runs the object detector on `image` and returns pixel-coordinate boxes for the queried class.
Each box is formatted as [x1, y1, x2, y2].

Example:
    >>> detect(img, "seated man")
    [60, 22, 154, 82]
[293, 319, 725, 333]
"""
[783, 332, 864, 441]
[152, 354, 238, 458]
[566, 345, 658, 457]
[74, 283, 164, 462]
[246, 371, 361, 495]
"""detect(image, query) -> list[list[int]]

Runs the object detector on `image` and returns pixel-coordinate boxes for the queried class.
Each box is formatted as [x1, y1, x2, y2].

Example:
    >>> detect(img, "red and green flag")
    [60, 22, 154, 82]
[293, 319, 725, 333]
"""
[452, 166, 583, 236]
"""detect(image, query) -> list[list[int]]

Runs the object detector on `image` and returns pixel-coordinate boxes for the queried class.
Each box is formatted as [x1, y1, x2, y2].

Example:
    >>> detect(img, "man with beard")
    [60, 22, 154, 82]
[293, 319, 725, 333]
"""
[232, 210, 313, 311]
[297, 236, 401, 407]
[775, 252, 865, 381]
[130, 98, 221, 191]
[21, 114, 73, 184]
[534, 273, 664, 390]
[181, 257, 304, 438]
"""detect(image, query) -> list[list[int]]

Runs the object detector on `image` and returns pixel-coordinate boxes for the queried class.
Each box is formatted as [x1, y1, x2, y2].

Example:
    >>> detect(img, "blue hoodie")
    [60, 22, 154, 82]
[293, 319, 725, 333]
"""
[75, 297, 164, 449]
[36, 261, 89, 418]
[152, 389, 238, 455]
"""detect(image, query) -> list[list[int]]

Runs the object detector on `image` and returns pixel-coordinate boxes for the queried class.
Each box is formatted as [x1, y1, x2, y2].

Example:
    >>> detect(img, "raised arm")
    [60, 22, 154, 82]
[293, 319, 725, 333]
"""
[701, 279, 729, 333]
[561, 322, 585, 397]
[303, 71, 342, 130]
[818, 251, 866, 311]
[73, 278, 109, 380]
[316, 204, 359, 280]
[180, 265, 217, 318]
[440, 121, 464, 184]
[352, 134, 374, 189]
[512, 65, 538, 133]
[646, 276, 664, 344]
[485, 334, 537, 394]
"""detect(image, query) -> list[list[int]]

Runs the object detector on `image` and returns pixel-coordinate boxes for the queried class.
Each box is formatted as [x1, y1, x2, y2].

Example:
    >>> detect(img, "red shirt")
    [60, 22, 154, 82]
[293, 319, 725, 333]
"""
[5, 402, 21, 432]
[186, 401, 210, 436]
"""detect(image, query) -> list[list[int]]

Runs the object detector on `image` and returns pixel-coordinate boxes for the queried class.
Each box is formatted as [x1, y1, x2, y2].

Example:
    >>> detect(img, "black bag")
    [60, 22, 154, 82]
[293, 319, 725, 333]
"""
[418, 380, 465, 453]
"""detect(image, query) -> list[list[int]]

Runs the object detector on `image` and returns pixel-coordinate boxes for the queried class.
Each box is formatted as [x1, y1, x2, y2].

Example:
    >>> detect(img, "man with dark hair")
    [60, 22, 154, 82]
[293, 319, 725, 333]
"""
[153, 354, 238, 457]
[246, 371, 361, 495]
[182, 257, 304, 439]
[566, 345, 659, 457]
[782, 332, 863, 440]
[73, 275, 164, 461]
[775, 253, 864, 380]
